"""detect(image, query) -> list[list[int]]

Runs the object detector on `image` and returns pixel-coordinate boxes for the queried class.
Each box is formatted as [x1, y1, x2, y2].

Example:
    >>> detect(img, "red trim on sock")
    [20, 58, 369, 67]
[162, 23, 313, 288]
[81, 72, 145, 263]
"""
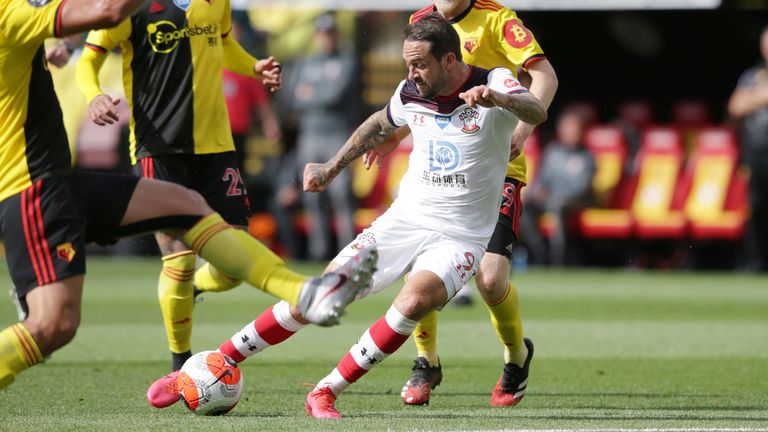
[219, 340, 245, 363]
[369, 317, 410, 354]
[337, 353, 366, 383]
[11, 325, 36, 366]
[254, 306, 295, 345]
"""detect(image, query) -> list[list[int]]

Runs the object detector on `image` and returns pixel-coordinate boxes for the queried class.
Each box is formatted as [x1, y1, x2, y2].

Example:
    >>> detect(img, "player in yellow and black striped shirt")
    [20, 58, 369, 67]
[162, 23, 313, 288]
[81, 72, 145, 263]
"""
[75, 0, 287, 384]
[0, 0, 376, 394]
[380, 0, 557, 408]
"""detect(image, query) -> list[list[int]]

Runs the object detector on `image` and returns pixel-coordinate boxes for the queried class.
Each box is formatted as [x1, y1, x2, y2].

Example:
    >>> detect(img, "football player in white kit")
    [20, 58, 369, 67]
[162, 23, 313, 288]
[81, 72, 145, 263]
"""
[146, 12, 546, 417]
[302, 13, 546, 418]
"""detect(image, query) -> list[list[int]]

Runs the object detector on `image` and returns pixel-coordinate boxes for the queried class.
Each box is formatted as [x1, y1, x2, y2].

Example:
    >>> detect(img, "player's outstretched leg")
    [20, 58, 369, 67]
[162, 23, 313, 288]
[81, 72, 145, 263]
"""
[490, 337, 534, 406]
[148, 300, 308, 408]
[147, 246, 378, 408]
[182, 213, 378, 327]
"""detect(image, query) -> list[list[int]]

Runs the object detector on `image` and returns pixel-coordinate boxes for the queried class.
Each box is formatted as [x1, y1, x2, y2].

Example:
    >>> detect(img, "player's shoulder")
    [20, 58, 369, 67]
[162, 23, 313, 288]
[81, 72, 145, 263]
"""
[409, 4, 435, 23]
[471, 0, 518, 21]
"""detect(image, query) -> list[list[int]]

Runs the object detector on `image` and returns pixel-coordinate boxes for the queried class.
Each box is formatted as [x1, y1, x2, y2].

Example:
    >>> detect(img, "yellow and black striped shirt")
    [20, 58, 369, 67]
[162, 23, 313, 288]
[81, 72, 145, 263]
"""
[78, 0, 258, 163]
[0, 0, 70, 203]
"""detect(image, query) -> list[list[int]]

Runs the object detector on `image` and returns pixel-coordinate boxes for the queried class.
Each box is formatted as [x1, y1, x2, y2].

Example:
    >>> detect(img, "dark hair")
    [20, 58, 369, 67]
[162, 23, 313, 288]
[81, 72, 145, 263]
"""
[404, 12, 462, 63]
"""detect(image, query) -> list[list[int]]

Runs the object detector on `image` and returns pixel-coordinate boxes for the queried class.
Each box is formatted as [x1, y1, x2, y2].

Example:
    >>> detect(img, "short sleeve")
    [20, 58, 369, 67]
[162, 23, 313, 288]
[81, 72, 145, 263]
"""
[492, 9, 546, 71]
[386, 80, 408, 127]
[84, 19, 132, 53]
[0, 0, 65, 46]
[488, 67, 527, 94]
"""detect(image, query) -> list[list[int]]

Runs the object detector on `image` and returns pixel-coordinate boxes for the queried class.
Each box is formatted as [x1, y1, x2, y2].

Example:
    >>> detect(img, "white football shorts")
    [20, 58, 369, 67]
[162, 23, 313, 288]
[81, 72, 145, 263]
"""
[331, 209, 486, 304]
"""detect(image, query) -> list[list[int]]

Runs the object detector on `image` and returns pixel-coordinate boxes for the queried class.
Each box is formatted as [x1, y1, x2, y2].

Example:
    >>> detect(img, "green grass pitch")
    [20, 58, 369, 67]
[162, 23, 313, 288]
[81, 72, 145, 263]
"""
[0, 258, 767, 431]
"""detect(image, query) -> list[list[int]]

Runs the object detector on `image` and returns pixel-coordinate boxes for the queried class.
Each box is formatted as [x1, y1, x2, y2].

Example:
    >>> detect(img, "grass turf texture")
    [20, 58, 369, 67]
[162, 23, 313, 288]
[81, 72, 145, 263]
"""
[0, 258, 767, 431]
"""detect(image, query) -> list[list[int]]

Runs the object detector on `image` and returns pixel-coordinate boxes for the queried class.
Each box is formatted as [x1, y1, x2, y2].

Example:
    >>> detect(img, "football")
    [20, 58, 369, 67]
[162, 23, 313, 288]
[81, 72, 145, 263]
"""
[177, 351, 244, 415]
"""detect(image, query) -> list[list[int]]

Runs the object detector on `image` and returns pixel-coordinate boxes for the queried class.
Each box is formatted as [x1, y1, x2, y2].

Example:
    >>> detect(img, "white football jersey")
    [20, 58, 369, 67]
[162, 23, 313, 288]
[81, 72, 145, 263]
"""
[386, 66, 526, 244]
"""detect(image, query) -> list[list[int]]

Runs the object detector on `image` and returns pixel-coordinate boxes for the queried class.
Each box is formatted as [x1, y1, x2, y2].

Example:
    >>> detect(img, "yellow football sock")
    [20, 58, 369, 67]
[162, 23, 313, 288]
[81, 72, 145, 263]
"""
[194, 262, 240, 293]
[412, 309, 439, 367]
[158, 251, 196, 354]
[0, 324, 43, 389]
[487, 282, 527, 366]
[183, 213, 306, 305]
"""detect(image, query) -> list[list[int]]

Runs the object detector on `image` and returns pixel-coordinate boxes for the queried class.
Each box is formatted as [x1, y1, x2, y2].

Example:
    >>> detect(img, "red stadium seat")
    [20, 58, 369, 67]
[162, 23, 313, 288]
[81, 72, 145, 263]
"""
[577, 125, 632, 238]
[672, 99, 711, 127]
[678, 126, 747, 240]
[617, 99, 655, 130]
[630, 127, 687, 239]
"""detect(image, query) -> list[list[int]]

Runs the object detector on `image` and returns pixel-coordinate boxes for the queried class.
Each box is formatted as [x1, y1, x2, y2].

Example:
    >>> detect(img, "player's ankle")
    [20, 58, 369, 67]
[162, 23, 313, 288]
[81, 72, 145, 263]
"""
[504, 343, 527, 367]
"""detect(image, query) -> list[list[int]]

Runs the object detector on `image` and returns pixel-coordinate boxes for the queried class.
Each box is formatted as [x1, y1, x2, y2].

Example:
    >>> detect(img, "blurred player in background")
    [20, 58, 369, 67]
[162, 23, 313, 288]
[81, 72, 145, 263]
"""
[364, 0, 558, 407]
[728, 25, 768, 272]
[0, 0, 376, 392]
[74, 0, 374, 407]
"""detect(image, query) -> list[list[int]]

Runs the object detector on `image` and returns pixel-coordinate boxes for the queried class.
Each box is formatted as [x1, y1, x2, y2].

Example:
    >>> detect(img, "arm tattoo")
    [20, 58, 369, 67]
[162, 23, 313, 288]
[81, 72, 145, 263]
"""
[503, 92, 546, 125]
[328, 109, 397, 175]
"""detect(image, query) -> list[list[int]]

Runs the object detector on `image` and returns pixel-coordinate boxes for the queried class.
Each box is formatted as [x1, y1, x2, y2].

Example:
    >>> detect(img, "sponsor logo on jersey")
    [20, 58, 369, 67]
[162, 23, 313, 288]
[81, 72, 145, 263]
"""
[463, 38, 478, 54]
[27, 0, 52, 6]
[421, 171, 468, 189]
[146, 20, 219, 53]
[435, 115, 451, 129]
[504, 19, 533, 49]
[173, 0, 191, 11]
[56, 242, 76, 263]
[428, 140, 461, 172]
[412, 114, 425, 126]
[459, 107, 480, 134]
[504, 78, 521, 88]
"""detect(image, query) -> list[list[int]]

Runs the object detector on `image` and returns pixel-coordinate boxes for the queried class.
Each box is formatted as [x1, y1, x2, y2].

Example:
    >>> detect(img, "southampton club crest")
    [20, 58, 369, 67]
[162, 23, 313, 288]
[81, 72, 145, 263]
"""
[459, 107, 480, 134]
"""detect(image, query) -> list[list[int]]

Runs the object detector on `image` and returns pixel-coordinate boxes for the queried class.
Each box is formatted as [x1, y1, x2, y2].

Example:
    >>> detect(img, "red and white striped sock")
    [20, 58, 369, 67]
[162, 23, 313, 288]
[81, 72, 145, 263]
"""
[218, 301, 305, 363]
[315, 305, 417, 395]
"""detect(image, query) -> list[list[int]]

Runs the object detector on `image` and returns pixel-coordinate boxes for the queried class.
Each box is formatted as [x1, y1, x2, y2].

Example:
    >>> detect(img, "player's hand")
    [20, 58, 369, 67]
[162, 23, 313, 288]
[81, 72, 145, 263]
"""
[88, 94, 121, 126]
[255, 56, 282, 92]
[303, 162, 334, 192]
[363, 134, 400, 169]
[45, 42, 71, 68]
[459, 85, 498, 108]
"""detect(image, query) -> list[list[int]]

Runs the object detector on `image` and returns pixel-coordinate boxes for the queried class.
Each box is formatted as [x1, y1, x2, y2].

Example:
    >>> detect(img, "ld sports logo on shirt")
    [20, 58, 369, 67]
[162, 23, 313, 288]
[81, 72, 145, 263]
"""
[428, 140, 461, 172]
[147, 21, 219, 53]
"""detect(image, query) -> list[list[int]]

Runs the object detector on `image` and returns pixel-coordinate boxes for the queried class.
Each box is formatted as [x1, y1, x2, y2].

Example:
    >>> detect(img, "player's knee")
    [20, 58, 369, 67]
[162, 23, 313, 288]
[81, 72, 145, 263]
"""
[475, 271, 500, 293]
[394, 293, 436, 321]
[165, 184, 212, 216]
[475, 272, 508, 301]
[26, 312, 80, 354]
